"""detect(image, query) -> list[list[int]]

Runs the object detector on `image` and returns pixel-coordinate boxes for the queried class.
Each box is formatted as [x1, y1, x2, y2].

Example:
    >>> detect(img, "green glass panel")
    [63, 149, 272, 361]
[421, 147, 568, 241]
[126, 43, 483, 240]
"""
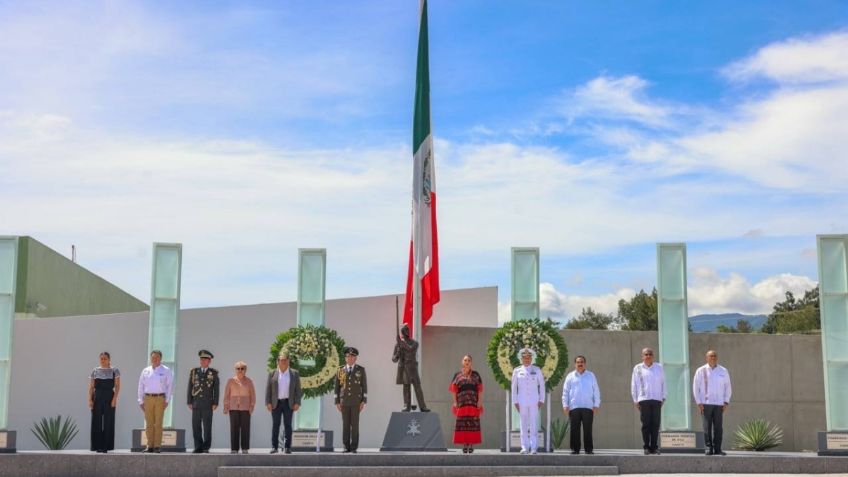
[151, 300, 178, 357]
[154, 248, 180, 299]
[0, 362, 8, 429]
[659, 300, 687, 364]
[0, 240, 15, 294]
[657, 243, 690, 430]
[296, 397, 320, 430]
[823, 295, 848, 361]
[300, 253, 325, 304]
[0, 297, 12, 359]
[513, 252, 538, 302]
[296, 250, 325, 430]
[821, 240, 848, 294]
[299, 303, 324, 327]
[513, 303, 538, 321]
[661, 363, 689, 430]
[659, 249, 685, 299]
[826, 362, 848, 429]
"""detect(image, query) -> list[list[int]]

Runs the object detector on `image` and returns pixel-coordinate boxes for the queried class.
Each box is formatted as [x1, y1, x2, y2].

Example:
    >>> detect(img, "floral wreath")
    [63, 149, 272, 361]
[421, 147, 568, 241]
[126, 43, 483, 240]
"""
[268, 325, 346, 399]
[486, 318, 568, 392]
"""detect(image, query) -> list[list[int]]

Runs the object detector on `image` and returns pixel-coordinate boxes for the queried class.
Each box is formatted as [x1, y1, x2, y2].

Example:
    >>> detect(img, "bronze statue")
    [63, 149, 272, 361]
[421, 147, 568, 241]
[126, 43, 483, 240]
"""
[392, 324, 430, 412]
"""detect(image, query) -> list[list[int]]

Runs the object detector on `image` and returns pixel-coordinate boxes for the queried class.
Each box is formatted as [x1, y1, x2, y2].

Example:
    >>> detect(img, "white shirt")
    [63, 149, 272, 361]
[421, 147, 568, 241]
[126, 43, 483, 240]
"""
[562, 369, 601, 410]
[693, 363, 732, 405]
[511, 364, 545, 405]
[137, 364, 174, 404]
[277, 368, 290, 399]
[631, 362, 666, 402]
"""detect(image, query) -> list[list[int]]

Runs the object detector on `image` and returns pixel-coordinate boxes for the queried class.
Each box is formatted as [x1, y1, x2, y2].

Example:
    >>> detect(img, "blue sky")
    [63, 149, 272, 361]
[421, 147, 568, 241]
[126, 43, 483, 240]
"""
[2, 1, 847, 321]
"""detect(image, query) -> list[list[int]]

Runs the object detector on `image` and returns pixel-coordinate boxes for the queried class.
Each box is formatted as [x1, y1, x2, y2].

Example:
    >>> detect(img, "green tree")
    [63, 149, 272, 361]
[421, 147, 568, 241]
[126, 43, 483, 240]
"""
[617, 288, 658, 331]
[762, 286, 820, 334]
[716, 319, 755, 334]
[565, 307, 616, 330]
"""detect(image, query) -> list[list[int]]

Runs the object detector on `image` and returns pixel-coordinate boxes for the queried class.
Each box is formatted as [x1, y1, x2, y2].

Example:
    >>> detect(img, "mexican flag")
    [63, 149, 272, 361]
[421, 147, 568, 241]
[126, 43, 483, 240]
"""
[403, 0, 440, 335]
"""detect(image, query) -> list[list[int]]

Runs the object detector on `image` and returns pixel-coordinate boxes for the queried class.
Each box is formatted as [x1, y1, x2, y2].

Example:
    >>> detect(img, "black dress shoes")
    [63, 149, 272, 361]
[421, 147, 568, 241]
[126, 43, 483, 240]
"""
[192, 448, 203, 454]
[715, 450, 726, 456]
[420, 408, 431, 412]
[571, 451, 579, 455]
[705, 449, 713, 455]
[270, 448, 279, 454]
[284, 448, 292, 454]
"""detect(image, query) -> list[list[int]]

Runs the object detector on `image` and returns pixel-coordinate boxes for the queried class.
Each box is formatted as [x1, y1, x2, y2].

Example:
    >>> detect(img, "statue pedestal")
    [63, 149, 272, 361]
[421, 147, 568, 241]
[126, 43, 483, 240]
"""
[380, 412, 446, 451]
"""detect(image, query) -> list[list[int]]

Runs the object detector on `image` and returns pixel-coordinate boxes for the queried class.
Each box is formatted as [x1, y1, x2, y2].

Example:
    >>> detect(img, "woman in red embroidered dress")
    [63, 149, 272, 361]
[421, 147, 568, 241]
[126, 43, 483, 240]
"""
[449, 355, 484, 453]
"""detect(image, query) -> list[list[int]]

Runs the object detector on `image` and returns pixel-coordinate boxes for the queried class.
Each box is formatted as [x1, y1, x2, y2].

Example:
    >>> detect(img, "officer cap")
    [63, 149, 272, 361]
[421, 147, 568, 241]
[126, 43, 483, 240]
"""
[344, 347, 359, 357]
[198, 349, 214, 359]
[519, 347, 535, 356]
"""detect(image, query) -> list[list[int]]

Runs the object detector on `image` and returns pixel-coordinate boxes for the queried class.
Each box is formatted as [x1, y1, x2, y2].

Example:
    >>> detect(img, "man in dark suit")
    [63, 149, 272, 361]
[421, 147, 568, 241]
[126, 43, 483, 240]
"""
[265, 352, 302, 454]
[334, 347, 367, 453]
[187, 349, 219, 453]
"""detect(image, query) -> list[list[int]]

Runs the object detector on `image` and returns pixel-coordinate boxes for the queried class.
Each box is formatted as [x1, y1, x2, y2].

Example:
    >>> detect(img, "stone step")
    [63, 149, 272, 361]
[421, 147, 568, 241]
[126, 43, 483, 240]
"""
[218, 465, 619, 477]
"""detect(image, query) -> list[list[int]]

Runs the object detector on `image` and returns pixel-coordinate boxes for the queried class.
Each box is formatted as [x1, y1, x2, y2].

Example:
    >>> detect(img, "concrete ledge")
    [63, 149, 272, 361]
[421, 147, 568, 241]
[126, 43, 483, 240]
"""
[218, 465, 618, 477]
[1, 449, 847, 477]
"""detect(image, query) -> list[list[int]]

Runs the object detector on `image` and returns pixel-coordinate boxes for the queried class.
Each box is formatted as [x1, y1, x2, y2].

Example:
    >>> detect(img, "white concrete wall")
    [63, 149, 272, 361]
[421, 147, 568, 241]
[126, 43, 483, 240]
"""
[7, 287, 496, 451]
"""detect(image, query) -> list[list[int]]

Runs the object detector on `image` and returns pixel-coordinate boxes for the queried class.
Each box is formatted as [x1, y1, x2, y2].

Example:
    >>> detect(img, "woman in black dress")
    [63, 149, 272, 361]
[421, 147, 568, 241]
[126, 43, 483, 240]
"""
[89, 351, 121, 453]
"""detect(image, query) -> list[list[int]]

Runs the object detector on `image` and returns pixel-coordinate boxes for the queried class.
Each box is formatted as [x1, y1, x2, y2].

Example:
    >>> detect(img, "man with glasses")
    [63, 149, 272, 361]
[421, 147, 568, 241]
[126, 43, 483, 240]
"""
[631, 348, 665, 455]
[693, 350, 732, 456]
[265, 352, 302, 454]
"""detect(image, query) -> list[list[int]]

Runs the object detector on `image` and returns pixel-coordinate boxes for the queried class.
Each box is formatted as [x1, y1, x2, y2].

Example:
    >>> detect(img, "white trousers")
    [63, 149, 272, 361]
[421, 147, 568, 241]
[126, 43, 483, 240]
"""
[518, 402, 539, 451]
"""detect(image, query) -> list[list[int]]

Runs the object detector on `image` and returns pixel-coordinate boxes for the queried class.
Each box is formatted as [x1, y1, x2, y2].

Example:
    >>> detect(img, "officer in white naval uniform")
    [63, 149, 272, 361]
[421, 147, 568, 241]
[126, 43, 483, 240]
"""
[511, 348, 546, 454]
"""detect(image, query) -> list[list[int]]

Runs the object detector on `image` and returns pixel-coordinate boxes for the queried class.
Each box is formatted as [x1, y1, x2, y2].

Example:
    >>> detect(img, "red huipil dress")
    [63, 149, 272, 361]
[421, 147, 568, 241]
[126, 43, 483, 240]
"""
[450, 370, 483, 444]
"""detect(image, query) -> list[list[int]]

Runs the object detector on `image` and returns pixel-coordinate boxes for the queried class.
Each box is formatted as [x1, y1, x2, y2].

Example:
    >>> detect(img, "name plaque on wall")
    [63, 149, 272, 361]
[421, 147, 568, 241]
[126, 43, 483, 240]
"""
[292, 431, 326, 448]
[0, 432, 6, 448]
[818, 431, 848, 455]
[661, 432, 696, 448]
[0, 430, 16, 453]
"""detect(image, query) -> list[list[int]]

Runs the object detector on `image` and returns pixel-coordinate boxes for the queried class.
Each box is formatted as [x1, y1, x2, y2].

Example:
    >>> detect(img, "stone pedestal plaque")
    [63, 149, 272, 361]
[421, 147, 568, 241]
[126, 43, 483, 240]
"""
[131, 428, 186, 452]
[500, 430, 547, 452]
[0, 430, 15, 453]
[290, 430, 333, 452]
[818, 431, 848, 456]
[660, 431, 704, 453]
[380, 412, 446, 451]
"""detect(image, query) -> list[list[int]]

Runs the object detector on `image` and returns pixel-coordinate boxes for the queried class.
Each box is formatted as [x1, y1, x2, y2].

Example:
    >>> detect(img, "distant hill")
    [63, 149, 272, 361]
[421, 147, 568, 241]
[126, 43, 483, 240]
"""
[689, 313, 767, 332]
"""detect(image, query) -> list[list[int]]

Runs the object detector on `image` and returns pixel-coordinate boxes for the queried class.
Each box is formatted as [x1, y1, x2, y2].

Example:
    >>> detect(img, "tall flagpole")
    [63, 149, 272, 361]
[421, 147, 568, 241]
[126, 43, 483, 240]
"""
[412, 0, 427, 399]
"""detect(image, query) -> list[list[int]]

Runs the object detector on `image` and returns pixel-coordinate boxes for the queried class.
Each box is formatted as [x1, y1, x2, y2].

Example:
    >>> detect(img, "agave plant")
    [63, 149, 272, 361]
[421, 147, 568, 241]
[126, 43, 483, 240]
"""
[31, 415, 79, 450]
[734, 418, 783, 451]
[550, 418, 570, 450]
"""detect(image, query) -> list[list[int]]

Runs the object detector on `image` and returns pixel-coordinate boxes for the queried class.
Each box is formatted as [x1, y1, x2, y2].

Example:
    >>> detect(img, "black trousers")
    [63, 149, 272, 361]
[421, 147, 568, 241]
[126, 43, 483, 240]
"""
[569, 408, 594, 453]
[702, 404, 724, 452]
[90, 391, 115, 451]
[639, 400, 662, 452]
[341, 404, 361, 451]
[228, 410, 251, 451]
[192, 402, 214, 451]
[271, 399, 293, 450]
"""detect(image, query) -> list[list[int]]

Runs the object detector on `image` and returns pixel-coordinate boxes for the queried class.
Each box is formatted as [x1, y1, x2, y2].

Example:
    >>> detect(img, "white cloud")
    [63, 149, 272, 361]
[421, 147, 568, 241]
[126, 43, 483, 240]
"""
[563, 75, 674, 128]
[687, 268, 815, 315]
[498, 270, 817, 326]
[723, 31, 848, 84]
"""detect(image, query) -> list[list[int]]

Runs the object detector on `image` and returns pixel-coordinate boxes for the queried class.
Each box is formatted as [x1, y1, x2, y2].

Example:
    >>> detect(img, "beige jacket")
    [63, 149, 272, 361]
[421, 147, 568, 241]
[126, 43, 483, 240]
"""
[223, 376, 256, 413]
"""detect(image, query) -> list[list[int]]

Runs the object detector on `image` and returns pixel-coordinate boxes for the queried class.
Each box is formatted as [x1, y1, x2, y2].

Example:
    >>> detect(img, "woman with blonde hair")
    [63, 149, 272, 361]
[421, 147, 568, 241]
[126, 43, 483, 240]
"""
[223, 361, 256, 454]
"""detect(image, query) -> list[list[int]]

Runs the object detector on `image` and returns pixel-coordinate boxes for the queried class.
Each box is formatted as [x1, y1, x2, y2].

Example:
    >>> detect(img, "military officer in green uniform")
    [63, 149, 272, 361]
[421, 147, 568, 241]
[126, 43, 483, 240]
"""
[334, 347, 367, 453]
[187, 349, 220, 453]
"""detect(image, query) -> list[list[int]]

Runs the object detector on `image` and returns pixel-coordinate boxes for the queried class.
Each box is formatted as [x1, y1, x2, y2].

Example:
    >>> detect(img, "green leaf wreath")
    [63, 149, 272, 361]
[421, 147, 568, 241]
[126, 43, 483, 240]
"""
[486, 319, 568, 392]
[268, 325, 346, 399]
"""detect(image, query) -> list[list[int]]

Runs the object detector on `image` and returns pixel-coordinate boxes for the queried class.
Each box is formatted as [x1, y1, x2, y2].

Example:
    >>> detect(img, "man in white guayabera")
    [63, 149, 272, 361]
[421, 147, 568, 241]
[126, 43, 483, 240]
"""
[631, 347, 666, 455]
[511, 348, 545, 454]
